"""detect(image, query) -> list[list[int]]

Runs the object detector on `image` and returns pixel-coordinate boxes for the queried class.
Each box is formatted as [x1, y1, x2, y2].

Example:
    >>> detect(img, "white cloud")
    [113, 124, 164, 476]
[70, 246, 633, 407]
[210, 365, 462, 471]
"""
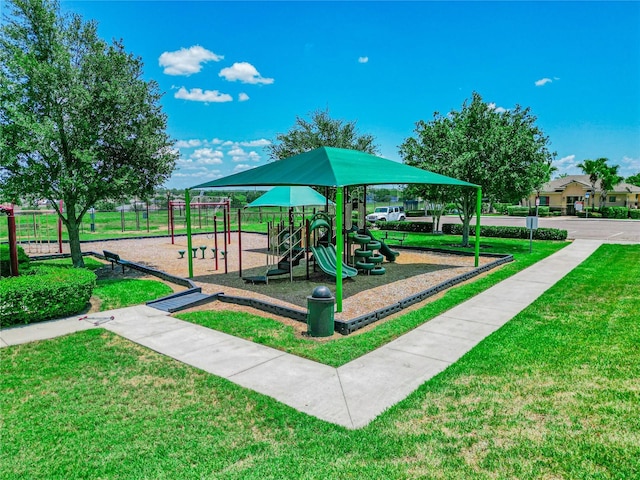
[240, 139, 270, 147]
[175, 139, 202, 148]
[228, 147, 246, 157]
[555, 154, 576, 166]
[228, 147, 262, 163]
[159, 46, 223, 76]
[358, 56, 369, 63]
[173, 167, 221, 178]
[175, 87, 233, 103]
[191, 148, 223, 165]
[487, 102, 507, 113]
[238, 92, 250, 102]
[620, 156, 640, 176]
[234, 164, 252, 172]
[219, 62, 274, 85]
[535, 77, 553, 87]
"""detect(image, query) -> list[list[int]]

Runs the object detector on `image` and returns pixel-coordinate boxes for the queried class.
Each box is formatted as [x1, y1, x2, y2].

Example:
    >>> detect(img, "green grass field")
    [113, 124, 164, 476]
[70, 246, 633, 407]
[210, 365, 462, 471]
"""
[177, 236, 568, 366]
[2, 244, 638, 478]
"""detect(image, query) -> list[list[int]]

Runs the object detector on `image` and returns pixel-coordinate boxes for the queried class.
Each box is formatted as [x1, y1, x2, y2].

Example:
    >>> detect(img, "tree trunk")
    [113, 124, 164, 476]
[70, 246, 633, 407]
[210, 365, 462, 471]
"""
[461, 217, 471, 247]
[65, 204, 85, 268]
[460, 194, 473, 247]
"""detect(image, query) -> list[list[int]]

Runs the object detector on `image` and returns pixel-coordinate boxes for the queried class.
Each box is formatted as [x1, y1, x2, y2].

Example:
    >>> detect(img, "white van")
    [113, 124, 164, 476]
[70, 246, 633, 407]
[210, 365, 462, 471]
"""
[366, 206, 406, 223]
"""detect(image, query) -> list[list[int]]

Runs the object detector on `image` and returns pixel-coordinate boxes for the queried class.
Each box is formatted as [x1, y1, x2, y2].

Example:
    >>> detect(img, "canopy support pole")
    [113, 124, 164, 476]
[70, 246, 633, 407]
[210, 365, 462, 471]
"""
[335, 187, 344, 312]
[186, 189, 194, 278]
[474, 187, 481, 267]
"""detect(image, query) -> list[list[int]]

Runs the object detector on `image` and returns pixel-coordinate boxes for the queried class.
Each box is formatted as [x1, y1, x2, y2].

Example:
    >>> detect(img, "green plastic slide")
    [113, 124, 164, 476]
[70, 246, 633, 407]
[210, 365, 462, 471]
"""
[363, 227, 399, 262]
[310, 245, 357, 279]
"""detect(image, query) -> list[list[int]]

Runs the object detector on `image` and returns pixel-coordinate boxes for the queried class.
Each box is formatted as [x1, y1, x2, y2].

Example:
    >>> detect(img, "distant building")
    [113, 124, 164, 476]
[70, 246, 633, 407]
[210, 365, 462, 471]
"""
[525, 175, 640, 215]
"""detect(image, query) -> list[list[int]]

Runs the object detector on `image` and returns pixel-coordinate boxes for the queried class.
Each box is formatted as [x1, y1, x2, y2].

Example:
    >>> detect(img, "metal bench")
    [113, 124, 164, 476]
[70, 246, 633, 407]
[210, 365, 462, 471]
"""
[103, 250, 131, 274]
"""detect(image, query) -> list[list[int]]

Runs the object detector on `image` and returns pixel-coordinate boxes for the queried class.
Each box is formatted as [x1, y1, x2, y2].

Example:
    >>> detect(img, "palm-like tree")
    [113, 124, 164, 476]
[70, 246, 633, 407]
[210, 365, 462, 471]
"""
[599, 164, 623, 208]
[577, 158, 608, 208]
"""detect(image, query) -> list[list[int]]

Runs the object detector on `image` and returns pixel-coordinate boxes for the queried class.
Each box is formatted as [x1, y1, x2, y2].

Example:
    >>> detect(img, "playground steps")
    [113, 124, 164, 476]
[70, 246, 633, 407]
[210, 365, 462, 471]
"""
[276, 247, 305, 271]
[146, 288, 218, 313]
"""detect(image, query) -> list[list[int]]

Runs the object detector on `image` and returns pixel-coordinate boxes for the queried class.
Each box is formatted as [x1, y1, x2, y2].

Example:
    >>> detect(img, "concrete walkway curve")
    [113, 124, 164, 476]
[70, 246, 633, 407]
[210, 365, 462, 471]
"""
[1, 239, 603, 429]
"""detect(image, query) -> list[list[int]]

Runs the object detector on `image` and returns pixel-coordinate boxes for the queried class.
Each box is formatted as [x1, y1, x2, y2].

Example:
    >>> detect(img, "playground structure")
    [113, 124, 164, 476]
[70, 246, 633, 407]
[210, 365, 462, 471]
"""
[168, 199, 231, 245]
[0, 205, 19, 276]
[239, 206, 399, 284]
[0, 207, 62, 256]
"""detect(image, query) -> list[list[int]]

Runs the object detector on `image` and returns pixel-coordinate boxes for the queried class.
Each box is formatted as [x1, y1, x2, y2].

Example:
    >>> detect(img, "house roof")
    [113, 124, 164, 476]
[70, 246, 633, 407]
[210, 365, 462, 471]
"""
[539, 175, 640, 194]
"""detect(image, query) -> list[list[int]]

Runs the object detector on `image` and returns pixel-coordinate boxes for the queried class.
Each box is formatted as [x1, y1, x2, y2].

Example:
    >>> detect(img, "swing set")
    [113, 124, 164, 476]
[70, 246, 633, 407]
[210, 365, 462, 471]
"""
[13, 209, 62, 254]
[168, 199, 231, 245]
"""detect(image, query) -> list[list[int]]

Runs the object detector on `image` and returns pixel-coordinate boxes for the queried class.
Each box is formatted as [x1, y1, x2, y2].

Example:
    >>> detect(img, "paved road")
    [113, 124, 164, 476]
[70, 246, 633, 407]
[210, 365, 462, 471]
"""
[430, 215, 640, 243]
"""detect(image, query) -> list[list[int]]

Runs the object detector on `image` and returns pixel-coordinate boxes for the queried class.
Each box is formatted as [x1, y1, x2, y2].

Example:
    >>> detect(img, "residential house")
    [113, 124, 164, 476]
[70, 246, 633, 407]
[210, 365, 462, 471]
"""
[525, 175, 640, 215]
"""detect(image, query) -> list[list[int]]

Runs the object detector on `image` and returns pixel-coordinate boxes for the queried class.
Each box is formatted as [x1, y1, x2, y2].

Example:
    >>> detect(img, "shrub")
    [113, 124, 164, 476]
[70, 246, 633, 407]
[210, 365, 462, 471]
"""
[630, 209, 640, 220]
[379, 221, 567, 241]
[0, 266, 96, 327]
[380, 221, 434, 233]
[600, 206, 628, 219]
[406, 210, 424, 217]
[0, 244, 30, 276]
[507, 206, 530, 216]
[536, 206, 550, 217]
[493, 203, 511, 215]
[442, 224, 567, 240]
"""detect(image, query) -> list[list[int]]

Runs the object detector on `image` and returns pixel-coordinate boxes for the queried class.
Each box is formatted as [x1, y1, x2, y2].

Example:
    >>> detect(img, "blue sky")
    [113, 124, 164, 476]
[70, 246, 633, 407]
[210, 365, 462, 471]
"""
[61, 1, 640, 189]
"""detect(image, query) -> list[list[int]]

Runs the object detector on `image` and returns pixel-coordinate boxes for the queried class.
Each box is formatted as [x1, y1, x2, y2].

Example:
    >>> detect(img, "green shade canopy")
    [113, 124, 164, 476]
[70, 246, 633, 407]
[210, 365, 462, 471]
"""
[185, 146, 481, 314]
[191, 147, 477, 189]
[246, 186, 334, 208]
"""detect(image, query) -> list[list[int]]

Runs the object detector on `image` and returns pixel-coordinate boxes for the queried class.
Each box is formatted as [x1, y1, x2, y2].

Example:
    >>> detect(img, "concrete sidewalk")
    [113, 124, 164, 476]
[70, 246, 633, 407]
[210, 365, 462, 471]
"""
[1, 239, 603, 428]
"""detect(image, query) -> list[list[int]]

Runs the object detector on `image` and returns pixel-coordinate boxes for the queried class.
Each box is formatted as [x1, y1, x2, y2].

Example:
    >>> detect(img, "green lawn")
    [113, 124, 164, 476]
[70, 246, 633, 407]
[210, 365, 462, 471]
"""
[177, 235, 568, 366]
[93, 278, 174, 311]
[2, 244, 638, 478]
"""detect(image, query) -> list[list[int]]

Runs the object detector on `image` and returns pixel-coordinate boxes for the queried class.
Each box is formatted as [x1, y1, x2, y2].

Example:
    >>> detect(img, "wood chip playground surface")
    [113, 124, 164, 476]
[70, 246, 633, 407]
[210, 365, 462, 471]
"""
[72, 232, 496, 326]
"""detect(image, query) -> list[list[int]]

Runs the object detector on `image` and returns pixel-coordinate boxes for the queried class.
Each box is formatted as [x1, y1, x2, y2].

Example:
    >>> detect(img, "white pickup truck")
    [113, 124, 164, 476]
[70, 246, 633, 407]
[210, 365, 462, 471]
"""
[366, 206, 406, 223]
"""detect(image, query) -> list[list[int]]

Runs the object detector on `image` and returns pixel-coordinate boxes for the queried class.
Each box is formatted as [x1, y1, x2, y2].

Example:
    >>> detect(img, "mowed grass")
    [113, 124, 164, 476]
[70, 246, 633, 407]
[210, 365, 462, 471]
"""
[178, 236, 568, 366]
[93, 278, 174, 311]
[2, 244, 638, 479]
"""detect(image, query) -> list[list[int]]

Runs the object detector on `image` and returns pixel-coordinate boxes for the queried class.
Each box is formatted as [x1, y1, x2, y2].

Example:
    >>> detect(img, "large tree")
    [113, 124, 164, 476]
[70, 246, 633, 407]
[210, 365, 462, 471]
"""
[0, 0, 177, 267]
[399, 92, 555, 246]
[267, 108, 378, 160]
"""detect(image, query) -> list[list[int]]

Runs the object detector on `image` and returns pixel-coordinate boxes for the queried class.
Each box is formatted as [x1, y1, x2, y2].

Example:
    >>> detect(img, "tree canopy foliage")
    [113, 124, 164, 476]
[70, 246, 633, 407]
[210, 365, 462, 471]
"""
[627, 173, 640, 187]
[399, 92, 555, 245]
[0, 0, 177, 266]
[267, 108, 378, 160]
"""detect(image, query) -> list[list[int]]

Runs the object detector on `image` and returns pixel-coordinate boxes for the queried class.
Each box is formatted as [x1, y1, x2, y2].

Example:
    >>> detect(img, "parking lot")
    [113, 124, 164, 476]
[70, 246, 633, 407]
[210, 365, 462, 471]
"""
[433, 215, 640, 243]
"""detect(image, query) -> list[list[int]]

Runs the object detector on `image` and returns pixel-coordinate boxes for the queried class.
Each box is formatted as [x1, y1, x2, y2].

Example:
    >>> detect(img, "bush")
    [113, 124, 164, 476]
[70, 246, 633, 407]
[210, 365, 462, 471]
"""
[507, 206, 530, 216]
[577, 211, 602, 218]
[406, 210, 424, 217]
[0, 244, 30, 276]
[380, 221, 434, 233]
[0, 266, 96, 327]
[600, 206, 628, 219]
[630, 209, 640, 220]
[493, 203, 511, 215]
[442, 224, 567, 241]
[537, 206, 550, 217]
[379, 221, 567, 241]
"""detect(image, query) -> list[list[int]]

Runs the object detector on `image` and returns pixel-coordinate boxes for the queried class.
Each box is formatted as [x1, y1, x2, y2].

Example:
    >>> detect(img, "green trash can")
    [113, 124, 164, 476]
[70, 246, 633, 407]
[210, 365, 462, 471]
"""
[307, 286, 335, 337]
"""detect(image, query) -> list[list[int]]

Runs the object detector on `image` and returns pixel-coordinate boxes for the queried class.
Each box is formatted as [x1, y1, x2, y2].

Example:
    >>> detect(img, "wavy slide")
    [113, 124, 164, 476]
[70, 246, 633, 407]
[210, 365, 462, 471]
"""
[310, 245, 358, 279]
[363, 227, 399, 262]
